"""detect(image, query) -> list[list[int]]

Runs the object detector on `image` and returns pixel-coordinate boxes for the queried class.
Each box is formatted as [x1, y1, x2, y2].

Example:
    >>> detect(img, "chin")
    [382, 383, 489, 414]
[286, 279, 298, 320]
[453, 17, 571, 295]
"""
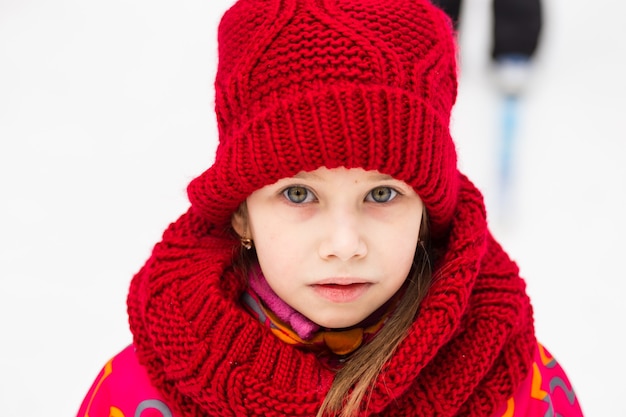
[313, 315, 364, 330]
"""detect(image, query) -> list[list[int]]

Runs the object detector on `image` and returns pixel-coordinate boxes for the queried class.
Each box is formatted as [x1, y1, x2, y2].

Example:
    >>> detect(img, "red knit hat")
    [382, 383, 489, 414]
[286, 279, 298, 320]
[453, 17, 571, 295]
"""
[188, 0, 460, 236]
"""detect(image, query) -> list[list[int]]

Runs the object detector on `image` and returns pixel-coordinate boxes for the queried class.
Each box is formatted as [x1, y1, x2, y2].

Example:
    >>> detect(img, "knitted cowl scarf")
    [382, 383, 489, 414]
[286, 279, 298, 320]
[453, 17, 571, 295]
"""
[127, 0, 536, 415]
[127, 174, 535, 416]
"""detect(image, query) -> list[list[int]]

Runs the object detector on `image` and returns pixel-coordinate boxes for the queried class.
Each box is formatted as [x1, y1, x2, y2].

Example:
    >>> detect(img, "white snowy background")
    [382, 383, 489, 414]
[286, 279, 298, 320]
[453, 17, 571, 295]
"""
[1, 0, 624, 415]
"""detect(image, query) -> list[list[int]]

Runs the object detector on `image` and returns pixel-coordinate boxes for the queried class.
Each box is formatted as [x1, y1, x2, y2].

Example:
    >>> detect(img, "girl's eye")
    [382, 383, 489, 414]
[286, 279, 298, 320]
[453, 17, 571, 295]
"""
[283, 186, 314, 204]
[366, 186, 398, 203]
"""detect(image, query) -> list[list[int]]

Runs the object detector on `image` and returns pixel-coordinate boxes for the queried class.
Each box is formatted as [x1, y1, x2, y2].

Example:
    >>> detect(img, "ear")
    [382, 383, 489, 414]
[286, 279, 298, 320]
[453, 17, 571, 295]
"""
[231, 210, 248, 237]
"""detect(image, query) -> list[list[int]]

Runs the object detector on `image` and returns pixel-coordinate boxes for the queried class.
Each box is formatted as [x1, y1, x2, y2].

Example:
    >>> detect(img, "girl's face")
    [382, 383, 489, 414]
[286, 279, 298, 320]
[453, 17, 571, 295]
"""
[232, 167, 424, 329]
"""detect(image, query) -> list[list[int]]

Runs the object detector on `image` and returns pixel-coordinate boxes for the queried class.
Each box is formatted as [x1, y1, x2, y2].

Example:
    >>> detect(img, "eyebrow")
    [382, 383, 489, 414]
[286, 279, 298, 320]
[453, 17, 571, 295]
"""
[293, 171, 319, 180]
[371, 173, 394, 180]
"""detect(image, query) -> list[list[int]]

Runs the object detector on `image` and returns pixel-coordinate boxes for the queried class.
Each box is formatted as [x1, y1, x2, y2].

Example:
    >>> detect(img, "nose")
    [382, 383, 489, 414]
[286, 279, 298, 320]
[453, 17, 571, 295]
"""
[318, 207, 367, 261]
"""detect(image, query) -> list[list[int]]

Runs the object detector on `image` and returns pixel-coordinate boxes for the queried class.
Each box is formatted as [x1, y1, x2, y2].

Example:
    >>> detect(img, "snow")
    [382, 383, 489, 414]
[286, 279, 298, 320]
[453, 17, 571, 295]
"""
[1, 0, 624, 415]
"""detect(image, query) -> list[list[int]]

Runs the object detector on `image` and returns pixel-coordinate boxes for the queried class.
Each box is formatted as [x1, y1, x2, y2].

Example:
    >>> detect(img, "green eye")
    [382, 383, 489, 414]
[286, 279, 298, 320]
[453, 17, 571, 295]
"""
[284, 186, 313, 203]
[367, 187, 397, 203]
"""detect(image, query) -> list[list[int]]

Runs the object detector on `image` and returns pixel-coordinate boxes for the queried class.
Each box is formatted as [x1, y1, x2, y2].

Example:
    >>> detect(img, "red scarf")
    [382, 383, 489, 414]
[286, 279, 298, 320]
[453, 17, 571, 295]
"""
[127, 176, 536, 416]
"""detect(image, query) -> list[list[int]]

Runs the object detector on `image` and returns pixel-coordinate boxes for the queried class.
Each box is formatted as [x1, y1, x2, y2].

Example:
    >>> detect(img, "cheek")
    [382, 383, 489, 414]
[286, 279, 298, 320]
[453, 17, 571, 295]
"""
[380, 212, 421, 244]
[253, 232, 304, 296]
[380, 218, 421, 269]
[251, 221, 301, 272]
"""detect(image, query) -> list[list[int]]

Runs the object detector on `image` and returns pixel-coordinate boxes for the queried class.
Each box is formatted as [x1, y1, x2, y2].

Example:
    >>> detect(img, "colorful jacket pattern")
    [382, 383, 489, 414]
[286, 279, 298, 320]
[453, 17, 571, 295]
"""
[77, 342, 582, 417]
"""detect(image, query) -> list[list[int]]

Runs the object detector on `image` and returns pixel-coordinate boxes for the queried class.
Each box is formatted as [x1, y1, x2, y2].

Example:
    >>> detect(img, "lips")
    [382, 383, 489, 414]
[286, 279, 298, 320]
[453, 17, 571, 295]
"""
[311, 282, 371, 303]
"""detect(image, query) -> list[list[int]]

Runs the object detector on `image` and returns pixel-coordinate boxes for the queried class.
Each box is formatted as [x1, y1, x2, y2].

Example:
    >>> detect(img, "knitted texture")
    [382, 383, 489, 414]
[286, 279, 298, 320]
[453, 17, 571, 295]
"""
[188, 0, 459, 237]
[128, 178, 535, 416]
[127, 0, 537, 415]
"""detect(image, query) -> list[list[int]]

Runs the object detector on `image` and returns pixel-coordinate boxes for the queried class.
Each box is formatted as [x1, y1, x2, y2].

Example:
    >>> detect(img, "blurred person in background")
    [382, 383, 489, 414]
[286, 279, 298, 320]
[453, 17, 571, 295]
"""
[432, 0, 543, 96]
[432, 0, 543, 209]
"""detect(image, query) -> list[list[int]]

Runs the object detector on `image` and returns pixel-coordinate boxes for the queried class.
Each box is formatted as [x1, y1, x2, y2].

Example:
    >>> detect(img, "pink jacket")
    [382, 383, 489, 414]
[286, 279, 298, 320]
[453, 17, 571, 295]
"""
[77, 342, 583, 417]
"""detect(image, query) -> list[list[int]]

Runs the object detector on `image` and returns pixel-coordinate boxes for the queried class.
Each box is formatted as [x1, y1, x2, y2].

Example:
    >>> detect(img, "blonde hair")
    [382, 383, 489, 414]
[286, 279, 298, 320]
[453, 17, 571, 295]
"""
[232, 205, 432, 417]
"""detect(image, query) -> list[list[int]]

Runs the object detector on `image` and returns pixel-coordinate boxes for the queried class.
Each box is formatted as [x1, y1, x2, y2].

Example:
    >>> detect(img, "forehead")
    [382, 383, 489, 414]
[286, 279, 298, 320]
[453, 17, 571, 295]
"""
[292, 167, 395, 182]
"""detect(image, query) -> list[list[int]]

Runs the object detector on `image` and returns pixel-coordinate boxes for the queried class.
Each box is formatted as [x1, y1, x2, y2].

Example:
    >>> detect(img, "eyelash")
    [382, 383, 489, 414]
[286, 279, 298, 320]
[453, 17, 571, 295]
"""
[282, 186, 315, 204]
[281, 186, 401, 204]
[366, 187, 399, 203]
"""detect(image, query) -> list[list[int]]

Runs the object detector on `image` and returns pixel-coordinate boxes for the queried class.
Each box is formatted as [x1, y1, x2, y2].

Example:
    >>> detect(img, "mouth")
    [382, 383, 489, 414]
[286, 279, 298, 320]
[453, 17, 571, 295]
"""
[311, 282, 371, 303]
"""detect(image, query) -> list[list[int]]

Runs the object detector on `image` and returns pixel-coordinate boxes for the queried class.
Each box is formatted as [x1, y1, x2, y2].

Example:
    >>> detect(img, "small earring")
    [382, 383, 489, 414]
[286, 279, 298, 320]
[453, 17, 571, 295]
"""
[240, 237, 253, 250]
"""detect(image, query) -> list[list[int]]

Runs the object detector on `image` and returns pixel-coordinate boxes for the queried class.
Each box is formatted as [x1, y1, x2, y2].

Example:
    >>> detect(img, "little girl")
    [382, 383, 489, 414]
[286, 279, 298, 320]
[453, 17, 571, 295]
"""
[76, 0, 584, 416]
